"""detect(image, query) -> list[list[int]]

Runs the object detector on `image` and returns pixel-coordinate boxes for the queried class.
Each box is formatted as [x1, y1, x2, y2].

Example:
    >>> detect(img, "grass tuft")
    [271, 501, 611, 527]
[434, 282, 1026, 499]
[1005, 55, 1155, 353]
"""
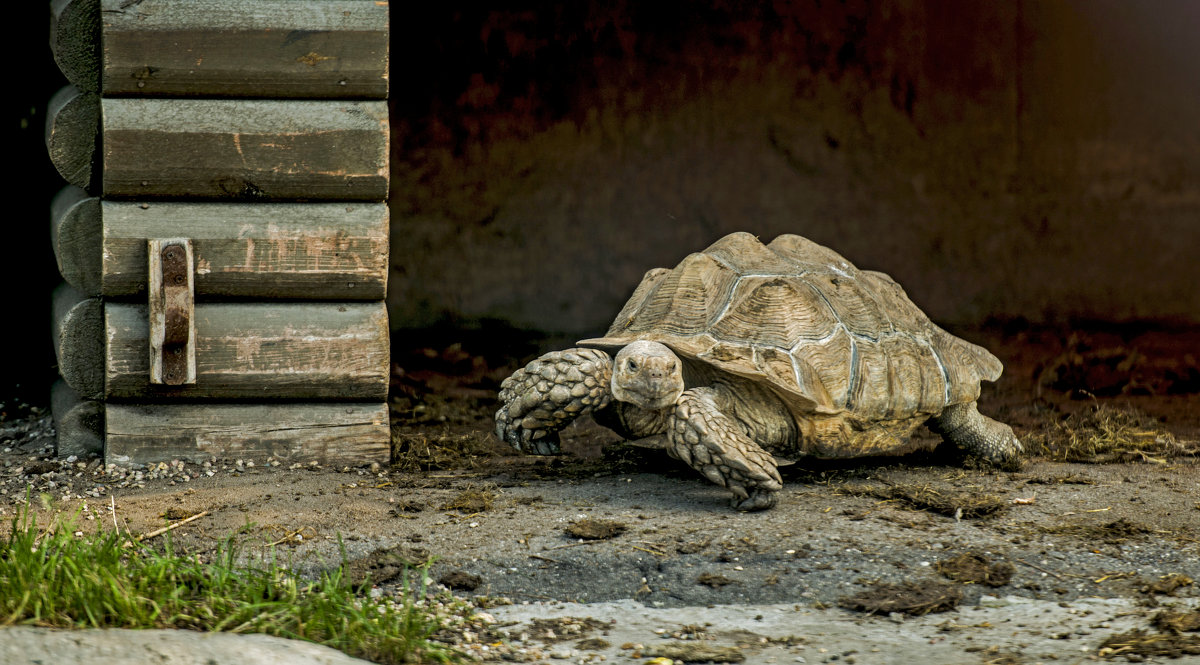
[0, 498, 461, 664]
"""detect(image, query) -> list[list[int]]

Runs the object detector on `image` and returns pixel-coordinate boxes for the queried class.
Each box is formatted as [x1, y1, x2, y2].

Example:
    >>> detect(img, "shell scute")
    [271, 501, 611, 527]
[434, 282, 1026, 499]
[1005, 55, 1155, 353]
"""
[580, 233, 1003, 423]
[752, 346, 827, 412]
[766, 234, 856, 275]
[880, 335, 949, 415]
[858, 270, 931, 334]
[610, 267, 671, 333]
[934, 329, 1001, 403]
[847, 337, 893, 415]
[796, 326, 855, 410]
[618, 254, 737, 337]
[704, 232, 803, 275]
[709, 276, 840, 347]
[804, 273, 892, 340]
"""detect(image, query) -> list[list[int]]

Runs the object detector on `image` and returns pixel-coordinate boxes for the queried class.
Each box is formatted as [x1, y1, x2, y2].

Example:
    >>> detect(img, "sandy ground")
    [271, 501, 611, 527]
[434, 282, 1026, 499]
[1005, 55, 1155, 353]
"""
[2, 325, 1199, 664]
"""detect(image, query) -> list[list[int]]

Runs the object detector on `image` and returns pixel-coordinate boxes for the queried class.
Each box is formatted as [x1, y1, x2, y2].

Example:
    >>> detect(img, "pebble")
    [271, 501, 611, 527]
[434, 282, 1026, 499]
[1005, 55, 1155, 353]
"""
[0, 414, 384, 515]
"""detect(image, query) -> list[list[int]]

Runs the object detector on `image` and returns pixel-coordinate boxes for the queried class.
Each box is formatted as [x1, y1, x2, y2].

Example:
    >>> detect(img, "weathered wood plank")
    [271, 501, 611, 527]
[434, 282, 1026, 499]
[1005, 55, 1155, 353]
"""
[52, 198, 389, 299]
[52, 0, 388, 98]
[105, 402, 388, 467]
[46, 86, 99, 191]
[52, 283, 105, 400]
[105, 302, 389, 400]
[111, 202, 389, 298]
[101, 0, 389, 98]
[51, 379, 104, 459]
[50, 96, 390, 201]
[101, 98, 389, 200]
[51, 186, 102, 295]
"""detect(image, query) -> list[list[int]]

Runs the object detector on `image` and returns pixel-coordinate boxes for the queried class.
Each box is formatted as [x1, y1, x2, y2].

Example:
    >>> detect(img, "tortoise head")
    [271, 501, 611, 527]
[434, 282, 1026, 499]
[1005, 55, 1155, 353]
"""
[612, 340, 685, 410]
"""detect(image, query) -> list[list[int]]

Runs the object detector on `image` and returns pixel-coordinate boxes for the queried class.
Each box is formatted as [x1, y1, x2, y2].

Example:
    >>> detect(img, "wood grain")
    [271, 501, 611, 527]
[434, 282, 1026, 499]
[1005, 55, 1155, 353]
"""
[51, 0, 100, 93]
[112, 202, 389, 298]
[52, 283, 105, 400]
[105, 402, 389, 467]
[46, 86, 99, 191]
[100, 0, 388, 98]
[100, 98, 388, 200]
[51, 187, 102, 295]
[105, 301, 389, 400]
[52, 196, 389, 299]
[51, 379, 104, 459]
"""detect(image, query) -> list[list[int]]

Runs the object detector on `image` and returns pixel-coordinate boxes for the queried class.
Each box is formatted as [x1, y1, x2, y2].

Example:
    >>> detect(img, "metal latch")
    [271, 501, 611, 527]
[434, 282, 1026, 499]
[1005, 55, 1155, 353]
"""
[148, 238, 196, 385]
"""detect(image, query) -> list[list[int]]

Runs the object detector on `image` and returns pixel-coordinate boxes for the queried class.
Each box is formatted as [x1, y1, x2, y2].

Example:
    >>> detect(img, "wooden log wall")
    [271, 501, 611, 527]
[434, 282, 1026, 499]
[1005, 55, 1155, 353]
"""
[52, 190, 389, 299]
[47, 0, 391, 467]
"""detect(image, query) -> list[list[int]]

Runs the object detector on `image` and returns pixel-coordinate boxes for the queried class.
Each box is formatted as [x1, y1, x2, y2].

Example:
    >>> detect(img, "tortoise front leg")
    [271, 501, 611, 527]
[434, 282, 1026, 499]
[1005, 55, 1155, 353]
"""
[667, 387, 783, 511]
[495, 348, 613, 454]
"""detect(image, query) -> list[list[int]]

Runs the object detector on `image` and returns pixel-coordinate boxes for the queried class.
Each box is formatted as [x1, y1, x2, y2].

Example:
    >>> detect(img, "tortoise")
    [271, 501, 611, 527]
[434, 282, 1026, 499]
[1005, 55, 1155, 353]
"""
[495, 232, 1021, 510]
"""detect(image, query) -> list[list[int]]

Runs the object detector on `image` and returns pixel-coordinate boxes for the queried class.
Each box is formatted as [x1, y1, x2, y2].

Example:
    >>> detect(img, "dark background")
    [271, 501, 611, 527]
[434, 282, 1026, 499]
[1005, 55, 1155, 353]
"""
[14, 1, 1200, 406]
[6, 2, 68, 403]
[385, 1, 1200, 335]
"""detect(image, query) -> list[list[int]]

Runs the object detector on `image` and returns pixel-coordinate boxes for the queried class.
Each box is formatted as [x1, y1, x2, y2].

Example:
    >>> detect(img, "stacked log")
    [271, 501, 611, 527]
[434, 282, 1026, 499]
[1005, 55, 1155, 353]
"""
[47, 0, 390, 466]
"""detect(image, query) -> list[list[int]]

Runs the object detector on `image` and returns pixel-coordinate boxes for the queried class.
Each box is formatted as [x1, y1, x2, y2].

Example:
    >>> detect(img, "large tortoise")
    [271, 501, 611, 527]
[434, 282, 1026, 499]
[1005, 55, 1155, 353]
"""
[495, 232, 1021, 510]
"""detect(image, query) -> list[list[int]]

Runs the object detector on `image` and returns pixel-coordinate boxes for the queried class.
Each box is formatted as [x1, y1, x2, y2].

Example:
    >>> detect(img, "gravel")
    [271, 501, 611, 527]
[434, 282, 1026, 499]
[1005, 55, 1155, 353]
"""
[4, 394, 1200, 665]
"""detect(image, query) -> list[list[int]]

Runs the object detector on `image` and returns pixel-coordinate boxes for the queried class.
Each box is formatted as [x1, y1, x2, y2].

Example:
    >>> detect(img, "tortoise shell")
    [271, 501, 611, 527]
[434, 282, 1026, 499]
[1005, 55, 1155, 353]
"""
[579, 232, 1001, 421]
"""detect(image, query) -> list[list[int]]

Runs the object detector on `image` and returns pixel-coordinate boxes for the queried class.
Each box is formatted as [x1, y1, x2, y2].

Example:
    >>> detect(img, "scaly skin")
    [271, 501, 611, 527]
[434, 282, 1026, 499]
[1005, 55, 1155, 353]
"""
[496, 340, 1021, 509]
[931, 401, 1023, 464]
[495, 348, 613, 454]
[667, 387, 783, 511]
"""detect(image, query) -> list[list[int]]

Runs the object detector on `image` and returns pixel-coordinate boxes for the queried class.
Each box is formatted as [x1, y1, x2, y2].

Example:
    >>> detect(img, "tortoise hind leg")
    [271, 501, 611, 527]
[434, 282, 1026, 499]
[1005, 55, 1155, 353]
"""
[668, 387, 783, 511]
[932, 402, 1022, 465]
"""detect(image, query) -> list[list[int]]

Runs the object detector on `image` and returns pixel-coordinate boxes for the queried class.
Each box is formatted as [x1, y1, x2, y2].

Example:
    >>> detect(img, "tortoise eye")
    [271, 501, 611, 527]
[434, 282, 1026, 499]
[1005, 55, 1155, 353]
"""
[627, 360, 638, 372]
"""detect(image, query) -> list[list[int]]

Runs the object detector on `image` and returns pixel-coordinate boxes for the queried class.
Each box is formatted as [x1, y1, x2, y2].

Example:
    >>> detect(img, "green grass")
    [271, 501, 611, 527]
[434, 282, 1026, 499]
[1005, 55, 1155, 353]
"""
[0, 498, 461, 664]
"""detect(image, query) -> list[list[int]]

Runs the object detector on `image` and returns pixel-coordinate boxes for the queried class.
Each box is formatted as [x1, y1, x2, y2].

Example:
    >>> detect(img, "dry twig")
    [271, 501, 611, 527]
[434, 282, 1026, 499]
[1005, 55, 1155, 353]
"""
[136, 510, 210, 542]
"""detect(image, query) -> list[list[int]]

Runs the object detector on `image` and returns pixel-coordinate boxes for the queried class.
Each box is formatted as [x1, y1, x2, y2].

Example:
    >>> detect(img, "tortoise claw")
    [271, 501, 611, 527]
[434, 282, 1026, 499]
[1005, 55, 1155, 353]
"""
[733, 489, 778, 512]
[527, 432, 562, 456]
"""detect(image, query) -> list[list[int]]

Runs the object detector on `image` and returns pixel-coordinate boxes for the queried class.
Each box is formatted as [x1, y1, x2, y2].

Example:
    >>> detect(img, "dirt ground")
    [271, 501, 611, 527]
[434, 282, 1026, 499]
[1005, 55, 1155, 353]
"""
[2, 323, 1199, 663]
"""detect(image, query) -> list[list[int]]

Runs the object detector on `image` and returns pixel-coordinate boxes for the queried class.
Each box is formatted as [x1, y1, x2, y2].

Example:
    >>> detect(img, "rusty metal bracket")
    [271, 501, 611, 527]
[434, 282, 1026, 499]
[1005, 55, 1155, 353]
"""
[148, 238, 196, 385]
